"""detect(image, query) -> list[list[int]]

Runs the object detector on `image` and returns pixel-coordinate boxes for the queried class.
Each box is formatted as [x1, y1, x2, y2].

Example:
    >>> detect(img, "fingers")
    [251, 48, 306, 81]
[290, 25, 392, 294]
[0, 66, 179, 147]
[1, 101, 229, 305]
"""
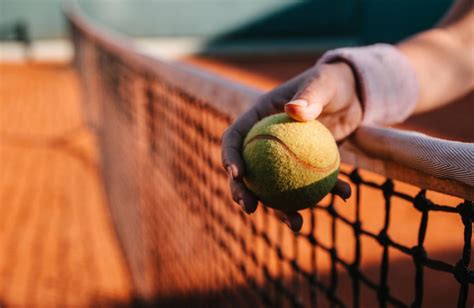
[222, 67, 322, 178]
[272, 178, 350, 232]
[331, 178, 352, 201]
[221, 128, 246, 179]
[229, 177, 258, 214]
[221, 108, 260, 179]
[275, 210, 303, 232]
[285, 66, 335, 122]
[222, 72, 311, 215]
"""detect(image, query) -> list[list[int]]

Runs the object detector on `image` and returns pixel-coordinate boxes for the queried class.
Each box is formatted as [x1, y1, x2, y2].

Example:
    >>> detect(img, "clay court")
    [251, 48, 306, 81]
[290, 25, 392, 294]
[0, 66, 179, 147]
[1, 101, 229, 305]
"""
[0, 56, 472, 306]
[0, 62, 133, 306]
[2, 0, 474, 304]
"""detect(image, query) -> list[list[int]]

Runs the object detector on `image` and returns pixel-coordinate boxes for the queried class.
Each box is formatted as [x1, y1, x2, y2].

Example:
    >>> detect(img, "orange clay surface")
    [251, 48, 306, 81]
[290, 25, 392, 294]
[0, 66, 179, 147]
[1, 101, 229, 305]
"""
[0, 62, 133, 307]
[0, 58, 472, 307]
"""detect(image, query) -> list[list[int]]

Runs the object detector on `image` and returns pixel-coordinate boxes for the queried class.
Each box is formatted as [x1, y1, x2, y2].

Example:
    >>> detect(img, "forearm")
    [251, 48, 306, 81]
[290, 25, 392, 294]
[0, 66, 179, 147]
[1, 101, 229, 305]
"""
[397, 4, 474, 114]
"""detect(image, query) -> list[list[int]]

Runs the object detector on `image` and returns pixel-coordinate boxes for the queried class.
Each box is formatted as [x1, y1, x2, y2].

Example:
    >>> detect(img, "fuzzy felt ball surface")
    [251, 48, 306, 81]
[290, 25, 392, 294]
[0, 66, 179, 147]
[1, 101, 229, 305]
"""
[243, 113, 340, 211]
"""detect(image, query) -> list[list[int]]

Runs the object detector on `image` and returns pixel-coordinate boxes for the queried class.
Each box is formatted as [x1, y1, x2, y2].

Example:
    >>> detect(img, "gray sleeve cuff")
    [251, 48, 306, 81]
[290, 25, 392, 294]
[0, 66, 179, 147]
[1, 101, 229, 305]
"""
[316, 43, 419, 126]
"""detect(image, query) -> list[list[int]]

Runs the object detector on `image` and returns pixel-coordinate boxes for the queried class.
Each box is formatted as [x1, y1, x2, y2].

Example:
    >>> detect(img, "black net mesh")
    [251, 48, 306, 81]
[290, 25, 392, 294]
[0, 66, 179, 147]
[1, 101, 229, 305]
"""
[69, 13, 473, 308]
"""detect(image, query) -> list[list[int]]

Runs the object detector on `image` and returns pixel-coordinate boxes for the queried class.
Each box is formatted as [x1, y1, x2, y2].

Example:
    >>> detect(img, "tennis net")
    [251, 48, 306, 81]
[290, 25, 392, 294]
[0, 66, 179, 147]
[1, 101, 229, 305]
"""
[66, 5, 473, 308]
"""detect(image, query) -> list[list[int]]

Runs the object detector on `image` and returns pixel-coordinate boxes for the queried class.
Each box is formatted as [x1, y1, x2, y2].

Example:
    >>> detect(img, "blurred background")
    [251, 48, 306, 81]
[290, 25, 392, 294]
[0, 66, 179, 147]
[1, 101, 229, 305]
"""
[0, 0, 472, 307]
[2, 0, 472, 139]
[1, 0, 454, 58]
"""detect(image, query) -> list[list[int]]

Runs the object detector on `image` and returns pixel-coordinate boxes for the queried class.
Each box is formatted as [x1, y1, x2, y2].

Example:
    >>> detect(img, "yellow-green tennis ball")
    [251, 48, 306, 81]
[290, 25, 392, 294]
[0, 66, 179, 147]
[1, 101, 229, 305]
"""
[242, 113, 340, 212]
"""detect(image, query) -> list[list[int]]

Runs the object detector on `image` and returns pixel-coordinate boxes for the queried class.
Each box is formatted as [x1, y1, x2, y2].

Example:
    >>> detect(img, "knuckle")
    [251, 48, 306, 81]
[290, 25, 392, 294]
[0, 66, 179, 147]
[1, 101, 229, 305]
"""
[257, 93, 271, 105]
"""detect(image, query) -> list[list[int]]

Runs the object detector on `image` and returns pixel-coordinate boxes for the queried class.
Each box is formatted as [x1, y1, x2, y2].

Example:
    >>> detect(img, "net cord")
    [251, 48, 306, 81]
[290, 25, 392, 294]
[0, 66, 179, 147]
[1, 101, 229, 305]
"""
[63, 2, 473, 200]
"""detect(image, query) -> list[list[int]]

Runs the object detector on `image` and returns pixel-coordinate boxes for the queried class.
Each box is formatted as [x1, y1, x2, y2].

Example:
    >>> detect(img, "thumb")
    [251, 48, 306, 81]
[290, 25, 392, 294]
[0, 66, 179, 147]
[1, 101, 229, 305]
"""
[284, 75, 334, 122]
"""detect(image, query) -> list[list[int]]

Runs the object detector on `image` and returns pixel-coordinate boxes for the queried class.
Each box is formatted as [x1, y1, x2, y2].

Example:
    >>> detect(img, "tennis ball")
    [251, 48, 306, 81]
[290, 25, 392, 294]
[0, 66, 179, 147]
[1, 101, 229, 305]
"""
[242, 113, 340, 212]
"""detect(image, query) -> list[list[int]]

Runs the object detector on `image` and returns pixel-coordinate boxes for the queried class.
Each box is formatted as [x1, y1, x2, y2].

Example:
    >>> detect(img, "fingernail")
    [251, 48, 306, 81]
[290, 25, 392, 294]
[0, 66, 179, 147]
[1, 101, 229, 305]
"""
[286, 99, 308, 108]
[238, 200, 248, 213]
[226, 166, 236, 179]
[281, 216, 292, 229]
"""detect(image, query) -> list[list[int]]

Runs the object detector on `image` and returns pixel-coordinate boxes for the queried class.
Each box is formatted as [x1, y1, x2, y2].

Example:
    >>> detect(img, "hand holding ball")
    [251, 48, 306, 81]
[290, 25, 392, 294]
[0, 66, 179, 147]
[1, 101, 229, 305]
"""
[243, 113, 340, 212]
